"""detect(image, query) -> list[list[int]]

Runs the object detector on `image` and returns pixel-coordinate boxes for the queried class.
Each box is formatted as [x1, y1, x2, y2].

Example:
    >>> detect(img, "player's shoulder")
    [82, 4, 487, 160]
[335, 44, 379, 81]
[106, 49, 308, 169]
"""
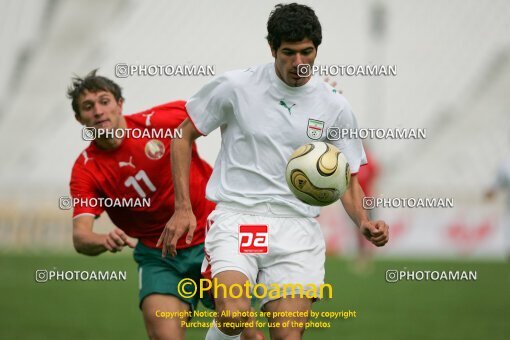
[72, 146, 98, 174]
[150, 100, 187, 113]
[125, 100, 188, 127]
[126, 100, 187, 121]
[220, 63, 270, 86]
[315, 79, 353, 113]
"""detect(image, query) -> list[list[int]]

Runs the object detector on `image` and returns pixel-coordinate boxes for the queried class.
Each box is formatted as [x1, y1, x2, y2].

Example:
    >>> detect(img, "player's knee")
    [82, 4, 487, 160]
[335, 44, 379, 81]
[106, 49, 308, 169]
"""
[218, 313, 250, 325]
[215, 298, 251, 329]
[146, 319, 183, 340]
[217, 307, 251, 326]
[241, 326, 264, 340]
[270, 326, 304, 340]
[141, 295, 187, 340]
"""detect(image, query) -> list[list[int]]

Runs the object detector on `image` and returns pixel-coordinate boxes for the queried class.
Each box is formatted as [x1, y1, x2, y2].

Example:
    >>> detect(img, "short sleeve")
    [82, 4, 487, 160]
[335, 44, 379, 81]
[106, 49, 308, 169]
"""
[185, 75, 234, 135]
[145, 101, 188, 130]
[328, 101, 367, 174]
[70, 161, 104, 218]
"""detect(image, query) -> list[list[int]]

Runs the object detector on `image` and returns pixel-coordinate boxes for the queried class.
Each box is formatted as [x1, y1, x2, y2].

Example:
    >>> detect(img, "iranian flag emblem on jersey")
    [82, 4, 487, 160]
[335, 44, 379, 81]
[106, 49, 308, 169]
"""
[307, 118, 324, 140]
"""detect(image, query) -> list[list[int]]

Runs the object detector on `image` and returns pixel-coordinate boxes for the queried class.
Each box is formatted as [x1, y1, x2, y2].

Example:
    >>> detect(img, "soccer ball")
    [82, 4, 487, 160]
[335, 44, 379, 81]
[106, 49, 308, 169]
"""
[285, 142, 350, 206]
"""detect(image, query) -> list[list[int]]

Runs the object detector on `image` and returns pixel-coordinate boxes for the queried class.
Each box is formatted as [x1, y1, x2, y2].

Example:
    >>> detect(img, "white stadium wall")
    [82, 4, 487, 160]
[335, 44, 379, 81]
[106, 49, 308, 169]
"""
[319, 202, 507, 258]
[0, 0, 509, 257]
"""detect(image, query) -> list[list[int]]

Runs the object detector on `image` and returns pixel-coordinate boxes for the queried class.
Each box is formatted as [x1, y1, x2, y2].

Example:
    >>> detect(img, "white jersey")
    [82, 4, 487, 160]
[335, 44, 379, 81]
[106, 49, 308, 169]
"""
[187, 62, 367, 217]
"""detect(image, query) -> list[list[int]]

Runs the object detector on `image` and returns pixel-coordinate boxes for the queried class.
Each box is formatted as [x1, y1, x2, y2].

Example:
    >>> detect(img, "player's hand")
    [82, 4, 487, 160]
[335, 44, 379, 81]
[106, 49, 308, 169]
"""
[360, 220, 389, 247]
[104, 227, 137, 253]
[157, 207, 197, 258]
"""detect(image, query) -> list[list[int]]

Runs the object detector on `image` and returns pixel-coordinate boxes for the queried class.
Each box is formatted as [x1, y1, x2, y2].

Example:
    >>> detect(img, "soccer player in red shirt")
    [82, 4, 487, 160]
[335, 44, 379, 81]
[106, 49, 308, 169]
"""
[67, 70, 215, 339]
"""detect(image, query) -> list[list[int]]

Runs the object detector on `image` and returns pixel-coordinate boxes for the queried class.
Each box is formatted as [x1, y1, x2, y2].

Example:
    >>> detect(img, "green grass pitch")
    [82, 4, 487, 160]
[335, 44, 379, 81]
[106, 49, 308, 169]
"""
[1, 252, 508, 339]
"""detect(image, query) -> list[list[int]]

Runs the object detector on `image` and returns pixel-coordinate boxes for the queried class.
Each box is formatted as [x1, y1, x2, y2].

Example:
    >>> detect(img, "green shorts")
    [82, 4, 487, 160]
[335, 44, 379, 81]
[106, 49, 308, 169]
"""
[133, 241, 214, 311]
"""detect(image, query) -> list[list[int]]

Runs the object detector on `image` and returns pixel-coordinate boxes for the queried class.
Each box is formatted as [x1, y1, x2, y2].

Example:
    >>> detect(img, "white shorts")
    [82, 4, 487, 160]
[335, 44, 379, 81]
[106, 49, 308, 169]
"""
[202, 202, 326, 307]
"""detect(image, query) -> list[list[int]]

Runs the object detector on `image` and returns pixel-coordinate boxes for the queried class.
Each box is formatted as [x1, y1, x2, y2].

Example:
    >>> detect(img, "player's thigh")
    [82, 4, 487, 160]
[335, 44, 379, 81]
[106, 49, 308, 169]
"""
[133, 241, 204, 338]
[142, 294, 189, 340]
[205, 209, 258, 313]
[258, 217, 326, 307]
[134, 242, 203, 308]
[264, 297, 312, 340]
[205, 210, 258, 280]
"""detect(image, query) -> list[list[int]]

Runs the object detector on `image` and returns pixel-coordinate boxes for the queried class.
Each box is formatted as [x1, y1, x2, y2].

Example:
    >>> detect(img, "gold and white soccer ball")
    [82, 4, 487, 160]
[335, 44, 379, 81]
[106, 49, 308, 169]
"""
[285, 142, 350, 206]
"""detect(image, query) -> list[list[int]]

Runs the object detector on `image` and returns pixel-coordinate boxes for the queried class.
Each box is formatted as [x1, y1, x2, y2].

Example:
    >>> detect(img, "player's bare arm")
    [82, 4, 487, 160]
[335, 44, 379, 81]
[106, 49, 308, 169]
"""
[341, 174, 389, 247]
[157, 118, 202, 257]
[73, 215, 135, 255]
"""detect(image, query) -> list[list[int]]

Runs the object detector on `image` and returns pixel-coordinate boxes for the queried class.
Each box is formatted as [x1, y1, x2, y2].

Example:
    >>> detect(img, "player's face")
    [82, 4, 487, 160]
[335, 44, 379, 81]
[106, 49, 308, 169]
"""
[271, 38, 317, 87]
[76, 90, 123, 129]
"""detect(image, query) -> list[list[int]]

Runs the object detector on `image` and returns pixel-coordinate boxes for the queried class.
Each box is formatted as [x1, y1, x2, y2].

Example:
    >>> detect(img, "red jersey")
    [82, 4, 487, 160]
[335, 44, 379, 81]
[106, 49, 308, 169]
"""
[70, 101, 215, 249]
[357, 149, 378, 197]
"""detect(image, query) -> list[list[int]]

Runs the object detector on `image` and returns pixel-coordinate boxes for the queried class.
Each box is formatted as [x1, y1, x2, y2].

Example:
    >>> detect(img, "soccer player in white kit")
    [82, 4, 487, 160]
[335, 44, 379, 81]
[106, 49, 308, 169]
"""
[158, 3, 389, 339]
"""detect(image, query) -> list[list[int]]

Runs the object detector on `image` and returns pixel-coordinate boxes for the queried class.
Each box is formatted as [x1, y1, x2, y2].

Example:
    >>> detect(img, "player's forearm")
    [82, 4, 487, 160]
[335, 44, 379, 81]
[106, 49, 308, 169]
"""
[171, 136, 194, 210]
[340, 175, 369, 228]
[73, 231, 108, 256]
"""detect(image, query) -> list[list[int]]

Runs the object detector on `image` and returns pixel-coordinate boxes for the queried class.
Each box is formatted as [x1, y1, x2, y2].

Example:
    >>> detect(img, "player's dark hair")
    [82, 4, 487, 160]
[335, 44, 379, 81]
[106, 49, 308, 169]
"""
[266, 3, 322, 51]
[67, 69, 124, 115]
